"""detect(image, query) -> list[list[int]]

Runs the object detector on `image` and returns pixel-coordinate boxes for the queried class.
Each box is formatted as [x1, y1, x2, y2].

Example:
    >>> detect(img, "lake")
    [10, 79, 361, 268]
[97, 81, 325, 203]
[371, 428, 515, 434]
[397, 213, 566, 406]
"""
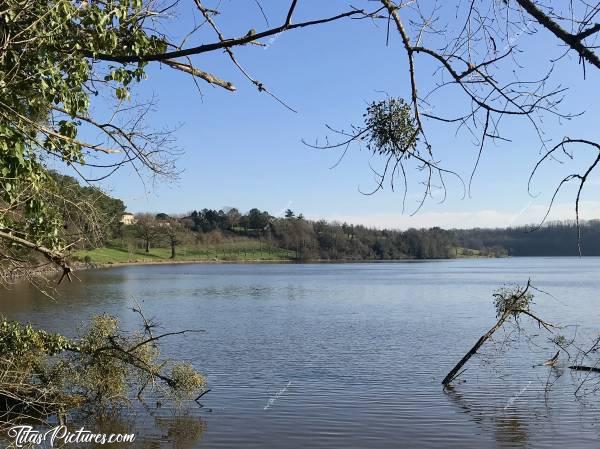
[2, 258, 600, 448]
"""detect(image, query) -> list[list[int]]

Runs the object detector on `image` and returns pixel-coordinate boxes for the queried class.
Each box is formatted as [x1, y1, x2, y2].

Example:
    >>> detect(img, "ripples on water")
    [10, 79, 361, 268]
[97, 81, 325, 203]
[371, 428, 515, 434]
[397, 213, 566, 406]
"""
[2, 258, 600, 448]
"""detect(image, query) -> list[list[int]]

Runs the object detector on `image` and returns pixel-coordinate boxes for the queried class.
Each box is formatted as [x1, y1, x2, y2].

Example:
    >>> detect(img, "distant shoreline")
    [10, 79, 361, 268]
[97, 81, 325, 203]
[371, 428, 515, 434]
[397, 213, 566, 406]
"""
[79, 254, 502, 270]
[23, 254, 595, 281]
[89, 258, 296, 269]
[79, 254, 600, 272]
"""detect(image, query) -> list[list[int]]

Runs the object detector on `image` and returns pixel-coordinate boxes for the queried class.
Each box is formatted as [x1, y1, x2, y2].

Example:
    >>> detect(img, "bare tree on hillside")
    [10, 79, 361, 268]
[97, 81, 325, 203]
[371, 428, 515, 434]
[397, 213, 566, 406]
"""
[134, 214, 161, 253]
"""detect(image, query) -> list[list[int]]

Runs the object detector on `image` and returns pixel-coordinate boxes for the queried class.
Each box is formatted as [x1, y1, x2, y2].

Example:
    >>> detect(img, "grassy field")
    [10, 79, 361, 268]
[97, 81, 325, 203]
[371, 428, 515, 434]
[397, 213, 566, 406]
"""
[453, 247, 506, 258]
[73, 241, 497, 265]
[74, 241, 295, 265]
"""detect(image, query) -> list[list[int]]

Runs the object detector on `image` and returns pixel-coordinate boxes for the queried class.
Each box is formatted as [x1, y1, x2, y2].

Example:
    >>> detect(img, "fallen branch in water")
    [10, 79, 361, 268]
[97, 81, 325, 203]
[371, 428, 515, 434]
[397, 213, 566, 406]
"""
[569, 365, 600, 373]
[442, 281, 557, 386]
[442, 310, 512, 386]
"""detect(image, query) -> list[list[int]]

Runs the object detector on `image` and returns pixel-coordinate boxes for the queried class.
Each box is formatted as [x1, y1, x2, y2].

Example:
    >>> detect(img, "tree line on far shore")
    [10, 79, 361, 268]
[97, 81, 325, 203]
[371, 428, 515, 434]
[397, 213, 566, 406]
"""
[118, 209, 459, 260]
[454, 221, 600, 257]
[110, 208, 600, 260]
[53, 170, 600, 260]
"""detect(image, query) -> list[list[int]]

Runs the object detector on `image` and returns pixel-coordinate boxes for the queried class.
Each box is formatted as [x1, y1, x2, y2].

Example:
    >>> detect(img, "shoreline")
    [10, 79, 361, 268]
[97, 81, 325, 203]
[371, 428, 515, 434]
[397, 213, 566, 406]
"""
[88, 258, 296, 269]
[81, 255, 503, 270]
[11, 256, 497, 281]
[84, 254, 600, 271]
[19, 254, 595, 281]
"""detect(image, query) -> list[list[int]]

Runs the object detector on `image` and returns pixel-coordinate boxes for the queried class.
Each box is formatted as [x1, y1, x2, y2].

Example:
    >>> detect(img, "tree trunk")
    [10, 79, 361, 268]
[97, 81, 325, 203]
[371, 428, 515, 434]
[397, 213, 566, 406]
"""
[145, 239, 150, 253]
[170, 240, 176, 259]
[442, 312, 509, 386]
[569, 365, 600, 373]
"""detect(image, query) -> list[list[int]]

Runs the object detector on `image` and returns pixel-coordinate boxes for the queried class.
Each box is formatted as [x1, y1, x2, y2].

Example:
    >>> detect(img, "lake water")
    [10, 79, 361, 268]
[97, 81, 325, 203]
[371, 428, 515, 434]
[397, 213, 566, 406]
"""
[2, 258, 600, 448]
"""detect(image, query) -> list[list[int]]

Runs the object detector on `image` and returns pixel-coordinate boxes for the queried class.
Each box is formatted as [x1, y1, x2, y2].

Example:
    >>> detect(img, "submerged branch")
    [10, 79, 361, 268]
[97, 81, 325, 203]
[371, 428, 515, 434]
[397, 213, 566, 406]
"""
[442, 281, 557, 386]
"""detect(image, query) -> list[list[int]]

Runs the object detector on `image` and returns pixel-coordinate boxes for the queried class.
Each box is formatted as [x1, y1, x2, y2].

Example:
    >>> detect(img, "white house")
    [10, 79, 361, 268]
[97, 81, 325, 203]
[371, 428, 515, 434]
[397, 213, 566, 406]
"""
[120, 212, 136, 225]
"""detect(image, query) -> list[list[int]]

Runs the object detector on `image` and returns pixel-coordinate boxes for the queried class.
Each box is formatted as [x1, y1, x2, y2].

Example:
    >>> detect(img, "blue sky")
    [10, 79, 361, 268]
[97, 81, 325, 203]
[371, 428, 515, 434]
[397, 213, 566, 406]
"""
[69, 1, 600, 229]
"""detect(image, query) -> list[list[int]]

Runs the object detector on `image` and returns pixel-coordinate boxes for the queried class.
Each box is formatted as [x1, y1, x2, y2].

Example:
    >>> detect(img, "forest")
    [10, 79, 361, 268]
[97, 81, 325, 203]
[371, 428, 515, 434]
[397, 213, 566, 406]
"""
[49, 173, 599, 261]
[179, 207, 459, 260]
[109, 206, 600, 261]
[454, 221, 600, 257]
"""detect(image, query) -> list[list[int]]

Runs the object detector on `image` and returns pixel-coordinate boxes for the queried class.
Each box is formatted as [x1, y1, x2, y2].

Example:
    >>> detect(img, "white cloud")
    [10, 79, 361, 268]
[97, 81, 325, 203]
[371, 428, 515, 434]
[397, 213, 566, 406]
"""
[320, 201, 600, 230]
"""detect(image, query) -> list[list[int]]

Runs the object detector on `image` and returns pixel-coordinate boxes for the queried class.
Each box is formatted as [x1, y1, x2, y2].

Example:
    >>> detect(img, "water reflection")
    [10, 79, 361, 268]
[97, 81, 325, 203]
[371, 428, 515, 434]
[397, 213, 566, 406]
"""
[445, 388, 530, 447]
[72, 411, 206, 449]
[152, 415, 206, 449]
[493, 415, 529, 448]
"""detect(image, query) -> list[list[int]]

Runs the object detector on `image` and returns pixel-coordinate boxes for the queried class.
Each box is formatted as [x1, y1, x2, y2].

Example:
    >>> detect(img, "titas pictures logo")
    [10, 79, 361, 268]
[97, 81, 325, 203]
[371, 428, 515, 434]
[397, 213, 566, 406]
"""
[7, 425, 136, 447]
